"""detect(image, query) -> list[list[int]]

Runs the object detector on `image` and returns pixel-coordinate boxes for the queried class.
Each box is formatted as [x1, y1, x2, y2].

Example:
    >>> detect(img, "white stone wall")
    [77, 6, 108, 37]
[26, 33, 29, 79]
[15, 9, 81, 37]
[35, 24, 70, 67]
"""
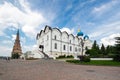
[37, 26, 93, 58]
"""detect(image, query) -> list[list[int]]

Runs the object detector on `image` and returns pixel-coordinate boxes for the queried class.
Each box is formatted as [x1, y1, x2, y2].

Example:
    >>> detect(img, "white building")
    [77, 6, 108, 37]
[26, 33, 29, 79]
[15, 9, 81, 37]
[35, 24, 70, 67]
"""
[36, 25, 92, 59]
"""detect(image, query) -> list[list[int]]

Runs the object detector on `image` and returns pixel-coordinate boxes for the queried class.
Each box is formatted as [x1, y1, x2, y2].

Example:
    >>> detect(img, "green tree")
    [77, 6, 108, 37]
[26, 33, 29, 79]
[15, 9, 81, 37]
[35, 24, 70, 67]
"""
[114, 37, 120, 55]
[92, 40, 97, 49]
[86, 40, 100, 57]
[113, 37, 120, 61]
[101, 44, 106, 55]
[106, 45, 110, 55]
[92, 40, 100, 54]
[12, 53, 20, 59]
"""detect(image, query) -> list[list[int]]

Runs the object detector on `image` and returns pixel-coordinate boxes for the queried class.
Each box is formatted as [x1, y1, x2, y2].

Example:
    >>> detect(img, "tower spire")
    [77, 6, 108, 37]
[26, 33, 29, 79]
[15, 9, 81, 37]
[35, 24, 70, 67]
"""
[11, 29, 22, 58]
[16, 29, 19, 41]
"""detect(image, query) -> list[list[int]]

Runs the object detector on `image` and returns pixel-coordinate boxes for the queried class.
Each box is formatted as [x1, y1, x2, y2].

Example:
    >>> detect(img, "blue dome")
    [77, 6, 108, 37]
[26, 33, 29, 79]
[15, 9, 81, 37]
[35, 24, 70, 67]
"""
[84, 35, 89, 40]
[77, 31, 84, 36]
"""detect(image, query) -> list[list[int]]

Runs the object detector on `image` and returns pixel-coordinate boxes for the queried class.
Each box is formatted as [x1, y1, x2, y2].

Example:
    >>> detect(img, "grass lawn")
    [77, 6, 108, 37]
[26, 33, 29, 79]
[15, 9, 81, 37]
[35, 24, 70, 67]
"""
[66, 60, 120, 66]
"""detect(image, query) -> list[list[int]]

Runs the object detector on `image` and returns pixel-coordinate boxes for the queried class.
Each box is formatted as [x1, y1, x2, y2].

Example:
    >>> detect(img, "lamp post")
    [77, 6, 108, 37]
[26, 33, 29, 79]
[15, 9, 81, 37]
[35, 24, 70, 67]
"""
[78, 38, 85, 61]
[80, 38, 84, 56]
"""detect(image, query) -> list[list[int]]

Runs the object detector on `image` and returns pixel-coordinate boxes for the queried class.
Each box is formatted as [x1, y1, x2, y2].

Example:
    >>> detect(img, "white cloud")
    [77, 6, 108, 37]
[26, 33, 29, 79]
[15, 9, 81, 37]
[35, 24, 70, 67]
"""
[60, 27, 74, 34]
[0, 46, 12, 56]
[2, 40, 12, 44]
[0, 30, 4, 36]
[89, 21, 120, 38]
[92, 0, 118, 16]
[21, 36, 26, 44]
[0, 0, 46, 37]
[12, 34, 16, 41]
[100, 33, 120, 46]
[22, 44, 37, 53]
[0, 0, 49, 56]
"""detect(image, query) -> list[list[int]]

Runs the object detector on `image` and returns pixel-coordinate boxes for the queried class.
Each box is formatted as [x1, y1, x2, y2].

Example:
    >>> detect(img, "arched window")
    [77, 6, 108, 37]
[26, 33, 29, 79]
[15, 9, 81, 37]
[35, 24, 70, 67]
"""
[54, 43, 57, 49]
[63, 45, 66, 50]
[75, 47, 77, 52]
[79, 48, 81, 52]
[70, 46, 72, 51]
[70, 40, 71, 44]
[47, 35, 49, 40]
[54, 35, 56, 40]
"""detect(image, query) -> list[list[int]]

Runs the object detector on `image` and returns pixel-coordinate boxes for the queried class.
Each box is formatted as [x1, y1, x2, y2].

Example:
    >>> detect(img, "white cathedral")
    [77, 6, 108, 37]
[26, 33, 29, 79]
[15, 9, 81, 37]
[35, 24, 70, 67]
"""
[31, 25, 92, 59]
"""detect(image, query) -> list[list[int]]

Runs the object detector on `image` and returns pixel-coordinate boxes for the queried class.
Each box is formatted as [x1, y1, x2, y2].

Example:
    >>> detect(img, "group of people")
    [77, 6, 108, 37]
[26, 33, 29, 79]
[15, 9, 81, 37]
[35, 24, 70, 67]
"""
[6, 57, 11, 61]
[0, 57, 10, 61]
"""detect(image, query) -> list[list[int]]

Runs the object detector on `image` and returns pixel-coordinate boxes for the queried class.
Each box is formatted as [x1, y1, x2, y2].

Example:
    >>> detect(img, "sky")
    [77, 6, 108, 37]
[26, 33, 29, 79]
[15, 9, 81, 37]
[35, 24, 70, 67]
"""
[0, 0, 120, 56]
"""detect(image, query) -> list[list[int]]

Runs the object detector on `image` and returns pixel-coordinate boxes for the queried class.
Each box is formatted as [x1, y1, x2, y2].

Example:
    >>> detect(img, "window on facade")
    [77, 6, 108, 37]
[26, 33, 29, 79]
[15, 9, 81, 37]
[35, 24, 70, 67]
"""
[70, 40, 71, 44]
[79, 48, 81, 52]
[54, 35, 56, 40]
[75, 47, 77, 52]
[63, 45, 66, 50]
[42, 38, 44, 42]
[47, 35, 49, 40]
[55, 43, 57, 49]
[70, 46, 72, 51]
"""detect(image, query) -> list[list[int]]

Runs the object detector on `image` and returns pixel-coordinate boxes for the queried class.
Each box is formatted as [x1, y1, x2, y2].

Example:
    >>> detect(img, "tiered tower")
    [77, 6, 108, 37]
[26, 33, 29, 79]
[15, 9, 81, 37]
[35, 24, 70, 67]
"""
[11, 29, 22, 56]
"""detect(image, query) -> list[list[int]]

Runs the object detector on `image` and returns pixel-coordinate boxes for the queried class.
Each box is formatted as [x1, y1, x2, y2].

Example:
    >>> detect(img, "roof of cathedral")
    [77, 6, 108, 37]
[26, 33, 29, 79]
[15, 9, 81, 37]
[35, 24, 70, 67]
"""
[36, 25, 90, 40]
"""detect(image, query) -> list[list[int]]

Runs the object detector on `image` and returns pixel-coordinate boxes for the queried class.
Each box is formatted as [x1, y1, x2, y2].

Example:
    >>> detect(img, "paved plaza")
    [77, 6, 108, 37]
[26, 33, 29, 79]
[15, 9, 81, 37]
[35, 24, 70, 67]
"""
[0, 59, 120, 80]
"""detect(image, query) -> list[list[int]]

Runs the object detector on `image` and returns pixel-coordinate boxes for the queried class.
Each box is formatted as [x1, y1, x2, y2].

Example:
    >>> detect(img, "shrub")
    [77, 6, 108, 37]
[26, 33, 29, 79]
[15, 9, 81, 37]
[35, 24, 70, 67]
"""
[77, 56, 90, 62]
[26, 57, 38, 60]
[56, 55, 66, 59]
[113, 55, 120, 62]
[107, 54, 115, 58]
[12, 53, 20, 59]
[83, 56, 90, 62]
[66, 55, 74, 58]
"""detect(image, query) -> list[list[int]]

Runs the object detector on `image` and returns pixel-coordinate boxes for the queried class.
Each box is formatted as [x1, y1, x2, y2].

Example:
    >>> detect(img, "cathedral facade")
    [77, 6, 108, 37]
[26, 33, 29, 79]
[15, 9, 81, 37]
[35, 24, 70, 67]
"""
[36, 25, 92, 59]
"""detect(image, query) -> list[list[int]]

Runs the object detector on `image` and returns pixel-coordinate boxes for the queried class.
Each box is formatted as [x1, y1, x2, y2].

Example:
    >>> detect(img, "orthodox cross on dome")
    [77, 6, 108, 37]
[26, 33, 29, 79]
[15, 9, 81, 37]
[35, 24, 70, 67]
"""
[78, 29, 80, 32]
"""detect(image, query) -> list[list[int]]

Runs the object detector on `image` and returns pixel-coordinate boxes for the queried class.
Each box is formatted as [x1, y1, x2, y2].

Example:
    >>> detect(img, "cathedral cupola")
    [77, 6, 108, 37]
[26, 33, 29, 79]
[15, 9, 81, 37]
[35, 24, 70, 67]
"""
[77, 29, 84, 36]
[84, 35, 89, 40]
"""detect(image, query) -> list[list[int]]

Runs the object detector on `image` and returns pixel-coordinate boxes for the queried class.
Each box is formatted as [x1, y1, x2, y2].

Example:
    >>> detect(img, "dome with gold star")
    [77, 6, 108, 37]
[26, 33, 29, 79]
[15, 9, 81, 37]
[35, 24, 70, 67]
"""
[77, 29, 84, 36]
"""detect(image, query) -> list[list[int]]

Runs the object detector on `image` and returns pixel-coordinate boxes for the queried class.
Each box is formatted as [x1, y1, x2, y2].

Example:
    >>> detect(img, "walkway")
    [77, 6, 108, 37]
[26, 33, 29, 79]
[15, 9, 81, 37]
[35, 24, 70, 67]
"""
[0, 59, 120, 80]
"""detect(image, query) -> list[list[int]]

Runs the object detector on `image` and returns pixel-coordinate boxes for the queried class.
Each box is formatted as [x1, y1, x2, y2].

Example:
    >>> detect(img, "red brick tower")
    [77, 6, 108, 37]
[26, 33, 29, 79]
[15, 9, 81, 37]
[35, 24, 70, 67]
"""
[11, 29, 22, 56]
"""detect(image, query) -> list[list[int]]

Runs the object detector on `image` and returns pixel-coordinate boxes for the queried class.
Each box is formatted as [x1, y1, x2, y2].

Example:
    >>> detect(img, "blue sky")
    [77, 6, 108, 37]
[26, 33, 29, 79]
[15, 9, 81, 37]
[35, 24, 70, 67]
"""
[0, 0, 120, 56]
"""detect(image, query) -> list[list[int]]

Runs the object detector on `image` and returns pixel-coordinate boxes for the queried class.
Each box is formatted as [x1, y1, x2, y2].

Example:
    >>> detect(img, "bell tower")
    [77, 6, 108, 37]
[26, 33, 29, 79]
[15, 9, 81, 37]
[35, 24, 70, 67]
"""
[11, 29, 22, 56]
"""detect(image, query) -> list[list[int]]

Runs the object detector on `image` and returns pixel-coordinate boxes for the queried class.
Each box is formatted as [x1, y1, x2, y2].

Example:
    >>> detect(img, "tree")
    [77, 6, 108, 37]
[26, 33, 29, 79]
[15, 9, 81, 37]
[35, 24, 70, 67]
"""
[106, 45, 110, 55]
[85, 40, 100, 57]
[101, 44, 106, 55]
[12, 53, 20, 59]
[92, 40, 99, 50]
[92, 40, 97, 49]
[113, 37, 120, 61]
[114, 37, 120, 55]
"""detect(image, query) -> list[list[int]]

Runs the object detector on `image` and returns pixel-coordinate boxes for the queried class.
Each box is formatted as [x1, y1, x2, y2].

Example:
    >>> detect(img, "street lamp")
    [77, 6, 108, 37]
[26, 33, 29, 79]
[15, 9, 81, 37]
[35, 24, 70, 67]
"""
[80, 38, 84, 56]
[77, 29, 89, 61]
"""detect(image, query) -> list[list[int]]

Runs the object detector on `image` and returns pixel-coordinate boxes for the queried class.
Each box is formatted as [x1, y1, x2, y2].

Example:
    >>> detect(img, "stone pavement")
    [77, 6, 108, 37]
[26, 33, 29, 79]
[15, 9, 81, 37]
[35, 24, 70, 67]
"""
[0, 59, 120, 80]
